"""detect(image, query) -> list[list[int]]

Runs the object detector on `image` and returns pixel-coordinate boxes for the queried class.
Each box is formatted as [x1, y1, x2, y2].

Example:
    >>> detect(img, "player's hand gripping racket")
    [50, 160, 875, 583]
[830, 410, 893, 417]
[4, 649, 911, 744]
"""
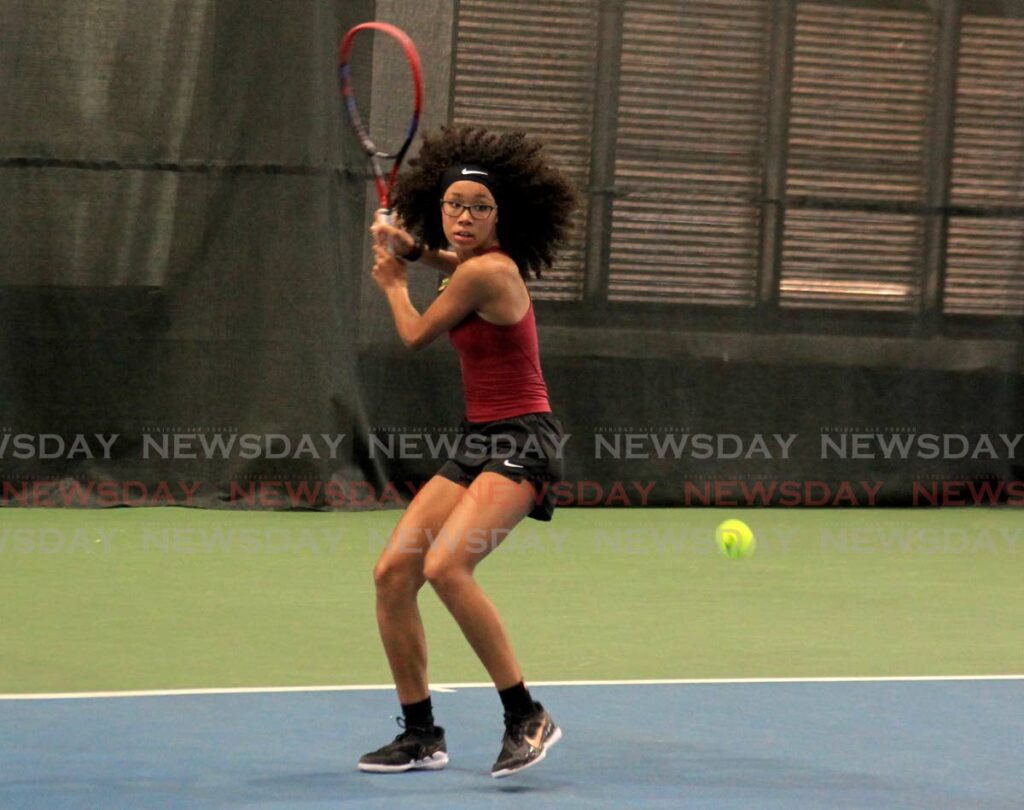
[338, 22, 423, 247]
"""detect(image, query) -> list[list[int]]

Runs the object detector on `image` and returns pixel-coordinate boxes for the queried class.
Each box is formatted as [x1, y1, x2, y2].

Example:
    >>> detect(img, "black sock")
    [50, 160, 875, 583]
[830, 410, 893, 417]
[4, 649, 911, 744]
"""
[498, 681, 535, 717]
[401, 696, 434, 730]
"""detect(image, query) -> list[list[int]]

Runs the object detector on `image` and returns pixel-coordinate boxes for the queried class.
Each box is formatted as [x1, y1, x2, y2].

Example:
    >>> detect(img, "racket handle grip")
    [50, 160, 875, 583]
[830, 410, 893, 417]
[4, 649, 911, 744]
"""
[377, 209, 397, 255]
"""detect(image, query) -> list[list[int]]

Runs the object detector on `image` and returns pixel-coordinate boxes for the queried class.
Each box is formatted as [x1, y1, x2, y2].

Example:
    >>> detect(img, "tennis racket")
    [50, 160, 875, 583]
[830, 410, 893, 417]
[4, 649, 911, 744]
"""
[338, 22, 424, 236]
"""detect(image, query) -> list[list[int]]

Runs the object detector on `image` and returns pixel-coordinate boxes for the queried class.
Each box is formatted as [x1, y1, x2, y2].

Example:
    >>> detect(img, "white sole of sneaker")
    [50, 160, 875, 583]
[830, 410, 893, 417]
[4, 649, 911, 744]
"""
[491, 725, 563, 778]
[358, 751, 449, 773]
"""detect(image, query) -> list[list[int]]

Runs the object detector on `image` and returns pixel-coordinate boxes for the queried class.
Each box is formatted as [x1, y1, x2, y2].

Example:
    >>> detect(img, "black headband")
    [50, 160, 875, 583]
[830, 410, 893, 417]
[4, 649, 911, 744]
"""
[440, 164, 501, 200]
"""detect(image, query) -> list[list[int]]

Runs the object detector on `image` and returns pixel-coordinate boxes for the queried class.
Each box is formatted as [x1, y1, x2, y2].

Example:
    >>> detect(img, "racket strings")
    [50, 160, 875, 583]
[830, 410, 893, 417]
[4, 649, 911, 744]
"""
[338, 22, 424, 213]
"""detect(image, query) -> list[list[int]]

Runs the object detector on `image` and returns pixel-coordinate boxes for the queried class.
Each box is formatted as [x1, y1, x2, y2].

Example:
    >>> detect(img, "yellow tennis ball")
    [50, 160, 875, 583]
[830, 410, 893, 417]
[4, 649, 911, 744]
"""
[715, 519, 755, 559]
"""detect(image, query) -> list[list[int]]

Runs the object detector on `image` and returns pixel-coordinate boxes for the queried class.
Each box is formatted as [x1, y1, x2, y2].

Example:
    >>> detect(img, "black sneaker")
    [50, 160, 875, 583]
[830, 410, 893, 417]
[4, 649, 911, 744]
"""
[491, 702, 562, 778]
[358, 719, 448, 773]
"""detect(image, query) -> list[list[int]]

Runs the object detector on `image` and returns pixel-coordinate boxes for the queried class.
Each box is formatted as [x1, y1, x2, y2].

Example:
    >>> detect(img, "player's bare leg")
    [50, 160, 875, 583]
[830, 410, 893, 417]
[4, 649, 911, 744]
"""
[358, 475, 466, 773]
[372, 475, 466, 703]
[423, 472, 562, 776]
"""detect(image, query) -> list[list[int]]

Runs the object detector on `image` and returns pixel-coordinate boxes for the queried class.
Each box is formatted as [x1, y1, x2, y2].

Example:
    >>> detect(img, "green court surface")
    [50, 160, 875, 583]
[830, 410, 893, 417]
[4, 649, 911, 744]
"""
[1, 507, 1021, 694]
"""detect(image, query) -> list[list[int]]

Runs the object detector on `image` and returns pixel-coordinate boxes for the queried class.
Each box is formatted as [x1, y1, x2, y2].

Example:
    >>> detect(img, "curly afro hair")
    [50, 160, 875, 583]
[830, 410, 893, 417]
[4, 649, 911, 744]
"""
[390, 125, 577, 279]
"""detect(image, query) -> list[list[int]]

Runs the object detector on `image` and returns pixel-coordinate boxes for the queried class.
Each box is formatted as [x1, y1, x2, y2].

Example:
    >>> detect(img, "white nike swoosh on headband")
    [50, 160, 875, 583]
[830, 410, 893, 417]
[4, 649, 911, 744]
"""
[461, 168, 488, 176]
[503, 459, 525, 469]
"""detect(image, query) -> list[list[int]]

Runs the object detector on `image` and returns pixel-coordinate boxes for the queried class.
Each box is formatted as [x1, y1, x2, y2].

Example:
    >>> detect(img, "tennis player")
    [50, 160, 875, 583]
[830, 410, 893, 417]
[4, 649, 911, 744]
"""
[357, 126, 576, 778]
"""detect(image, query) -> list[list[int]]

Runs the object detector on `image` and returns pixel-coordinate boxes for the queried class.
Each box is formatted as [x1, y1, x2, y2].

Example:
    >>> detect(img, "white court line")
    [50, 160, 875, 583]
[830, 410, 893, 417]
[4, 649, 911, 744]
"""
[1, 674, 1021, 701]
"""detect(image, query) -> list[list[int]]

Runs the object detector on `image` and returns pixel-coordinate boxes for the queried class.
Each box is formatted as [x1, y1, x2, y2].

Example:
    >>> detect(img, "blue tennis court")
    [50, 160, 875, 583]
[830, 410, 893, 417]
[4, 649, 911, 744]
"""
[3, 678, 1021, 809]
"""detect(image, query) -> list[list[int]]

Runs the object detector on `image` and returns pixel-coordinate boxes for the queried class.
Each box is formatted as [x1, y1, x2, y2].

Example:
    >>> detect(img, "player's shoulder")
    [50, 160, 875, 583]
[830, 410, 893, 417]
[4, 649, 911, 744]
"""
[455, 252, 519, 284]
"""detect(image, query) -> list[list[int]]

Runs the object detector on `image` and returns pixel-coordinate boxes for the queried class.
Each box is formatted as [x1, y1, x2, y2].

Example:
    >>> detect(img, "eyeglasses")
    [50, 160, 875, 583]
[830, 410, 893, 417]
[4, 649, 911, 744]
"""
[440, 199, 497, 220]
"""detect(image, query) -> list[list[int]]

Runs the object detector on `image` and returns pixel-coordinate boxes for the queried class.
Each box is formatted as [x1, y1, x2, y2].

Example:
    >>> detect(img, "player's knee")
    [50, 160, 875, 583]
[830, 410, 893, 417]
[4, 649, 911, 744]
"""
[423, 557, 469, 595]
[373, 556, 422, 598]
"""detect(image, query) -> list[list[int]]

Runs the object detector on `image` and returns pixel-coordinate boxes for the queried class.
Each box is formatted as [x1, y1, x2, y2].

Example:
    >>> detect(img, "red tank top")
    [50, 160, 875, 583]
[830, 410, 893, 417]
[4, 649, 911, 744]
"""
[447, 251, 551, 422]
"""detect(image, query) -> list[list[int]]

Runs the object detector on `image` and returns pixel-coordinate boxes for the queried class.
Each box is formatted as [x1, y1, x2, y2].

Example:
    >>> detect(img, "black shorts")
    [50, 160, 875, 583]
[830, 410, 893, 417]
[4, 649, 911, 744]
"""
[436, 411, 565, 521]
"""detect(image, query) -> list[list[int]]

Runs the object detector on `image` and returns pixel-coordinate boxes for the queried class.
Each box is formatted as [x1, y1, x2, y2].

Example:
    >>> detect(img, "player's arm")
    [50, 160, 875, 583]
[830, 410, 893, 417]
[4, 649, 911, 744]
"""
[370, 212, 458, 275]
[416, 248, 458, 276]
[372, 246, 495, 350]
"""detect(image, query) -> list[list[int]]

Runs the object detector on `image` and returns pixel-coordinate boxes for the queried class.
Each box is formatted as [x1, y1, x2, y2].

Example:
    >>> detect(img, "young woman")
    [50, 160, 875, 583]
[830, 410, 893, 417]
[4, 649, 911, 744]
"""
[357, 126, 576, 778]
